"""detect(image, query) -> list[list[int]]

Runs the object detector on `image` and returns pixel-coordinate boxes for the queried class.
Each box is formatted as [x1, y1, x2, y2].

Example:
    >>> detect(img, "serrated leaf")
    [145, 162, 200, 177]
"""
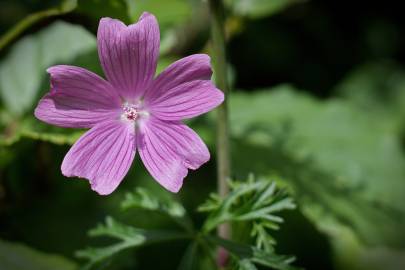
[208, 236, 299, 270]
[0, 21, 96, 115]
[121, 187, 186, 218]
[0, 239, 77, 270]
[197, 193, 222, 212]
[202, 178, 295, 234]
[76, 216, 188, 269]
[238, 259, 258, 270]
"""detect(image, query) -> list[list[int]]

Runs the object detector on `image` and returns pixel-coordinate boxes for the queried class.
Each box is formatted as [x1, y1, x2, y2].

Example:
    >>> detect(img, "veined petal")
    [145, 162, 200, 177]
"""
[97, 13, 160, 100]
[61, 120, 136, 195]
[144, 54, 212, 101]
[146, 80, 224, 121]
[137, 117, 210, 192]
[34, 65, 121, 128]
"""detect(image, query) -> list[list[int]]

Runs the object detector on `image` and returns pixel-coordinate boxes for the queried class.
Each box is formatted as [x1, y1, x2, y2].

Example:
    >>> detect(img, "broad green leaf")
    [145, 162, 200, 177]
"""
[0, 239, 77, 270]
[229, 85, 405, 268]
[0, 20, 96, 115]
[76, 216, 188, 269]
[334, 61, 405, 125]
[226, 0, 305, 19]
[317, 221, 405, 270]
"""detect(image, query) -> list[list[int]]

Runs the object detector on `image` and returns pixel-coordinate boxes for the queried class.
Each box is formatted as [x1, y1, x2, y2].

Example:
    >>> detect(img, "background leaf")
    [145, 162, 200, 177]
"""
[0, 239, 77, 270]
[228, 85, 405, 268]
[0, 20, 95, 115]
[125, 0, 191, 29]
[226, 0, 304, 19]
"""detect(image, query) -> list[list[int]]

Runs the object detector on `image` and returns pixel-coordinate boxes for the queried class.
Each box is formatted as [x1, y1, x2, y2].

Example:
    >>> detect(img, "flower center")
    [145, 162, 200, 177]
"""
[122, 104, 139, 121]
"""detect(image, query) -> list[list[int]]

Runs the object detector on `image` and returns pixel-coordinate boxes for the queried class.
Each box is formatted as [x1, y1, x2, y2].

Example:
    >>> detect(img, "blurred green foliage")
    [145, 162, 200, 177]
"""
[229, 84, 405, 269]
[0, 239, 77, 270]
[225, 0, 304, 18]
[1, 0, 405, 270]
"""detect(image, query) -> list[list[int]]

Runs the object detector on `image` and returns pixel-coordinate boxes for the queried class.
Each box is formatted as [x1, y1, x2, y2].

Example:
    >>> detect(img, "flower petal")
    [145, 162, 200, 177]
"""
[97, 13, 160, 100]
[61, 120, 136, 195]
[144, 54, 212, 101]
[146, 79, 224, 121]
[137, 117, 210, 192]
[34, 65, 121, 128]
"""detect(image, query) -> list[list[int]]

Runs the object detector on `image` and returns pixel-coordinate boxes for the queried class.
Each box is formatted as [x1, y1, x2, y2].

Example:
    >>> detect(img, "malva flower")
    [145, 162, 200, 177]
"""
[34, 13, 224, 195]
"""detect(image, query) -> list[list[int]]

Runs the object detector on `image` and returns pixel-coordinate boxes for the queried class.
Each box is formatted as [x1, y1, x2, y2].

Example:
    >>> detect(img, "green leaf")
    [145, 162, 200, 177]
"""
[201, 177, 295, 236]
[226, 0, 305, 19]
[0, 20, 96, 116]
[60, 0, 78, 12]
[319, 222, 405, 270]
[334, 61, 405, 125]
[76, 216, 188, 269]
[208, 236, 299, 270]
[0, 239, 77, 270]
[121, 187, 186, 218]
[121, 187, 194, 233]
[228, 85, 405, 269]
[177, 242, 199, 270]
[238, 259, 258, 270]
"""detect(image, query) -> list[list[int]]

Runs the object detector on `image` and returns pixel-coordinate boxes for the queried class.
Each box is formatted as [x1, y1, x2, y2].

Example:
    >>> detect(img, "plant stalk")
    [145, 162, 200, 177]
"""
[208, 0, 231, 249]
[0, 0, 76, 52]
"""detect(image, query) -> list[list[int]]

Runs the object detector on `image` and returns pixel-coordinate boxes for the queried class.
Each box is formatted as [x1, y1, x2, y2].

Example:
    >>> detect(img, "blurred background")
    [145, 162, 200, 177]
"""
[0, 0, 405, 269]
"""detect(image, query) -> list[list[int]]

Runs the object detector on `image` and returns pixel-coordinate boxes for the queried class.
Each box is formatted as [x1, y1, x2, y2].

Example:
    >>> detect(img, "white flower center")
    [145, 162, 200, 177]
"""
[121, 102, 149, 123]
[122, 104, 139, 121]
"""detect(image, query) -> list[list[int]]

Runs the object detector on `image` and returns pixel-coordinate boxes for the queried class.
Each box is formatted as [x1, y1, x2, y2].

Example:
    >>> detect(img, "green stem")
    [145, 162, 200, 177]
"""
[0, 9, 57, 51]
[208, 0, 231, 242]
[0, 0, 77, 51]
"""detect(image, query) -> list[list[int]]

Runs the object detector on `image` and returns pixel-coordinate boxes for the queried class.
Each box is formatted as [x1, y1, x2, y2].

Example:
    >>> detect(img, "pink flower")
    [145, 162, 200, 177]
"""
[34, 13, 224, 195]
